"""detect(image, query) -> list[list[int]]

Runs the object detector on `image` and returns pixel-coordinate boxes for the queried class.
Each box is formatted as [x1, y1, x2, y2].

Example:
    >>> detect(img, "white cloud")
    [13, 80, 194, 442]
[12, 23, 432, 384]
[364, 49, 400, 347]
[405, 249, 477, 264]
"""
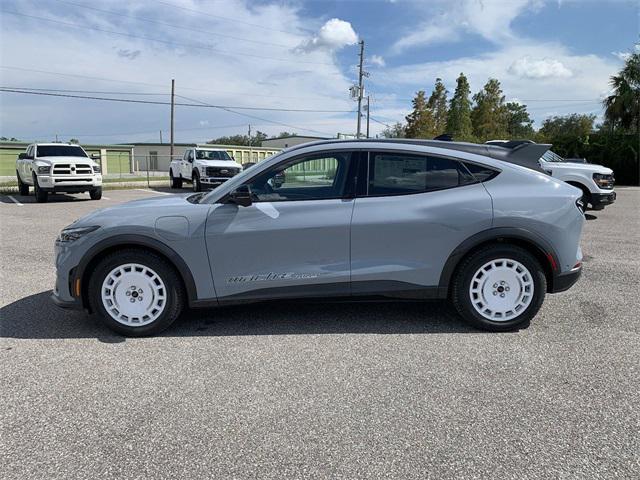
[299, 18, 358, 52]
[0, 2, 359, 141]
[612, 51, 631, 61]
[392, 0, 539, 52]
[369, 55, 386, 67]
[508, 56, 573, 79]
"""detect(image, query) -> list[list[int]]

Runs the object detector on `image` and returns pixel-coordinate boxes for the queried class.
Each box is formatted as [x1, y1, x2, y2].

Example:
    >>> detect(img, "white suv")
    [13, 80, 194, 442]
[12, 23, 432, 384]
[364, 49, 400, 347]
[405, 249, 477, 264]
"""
[486, 141, 615, 210]
[16, 143, 103, 202]
[169, 147, 242, 192]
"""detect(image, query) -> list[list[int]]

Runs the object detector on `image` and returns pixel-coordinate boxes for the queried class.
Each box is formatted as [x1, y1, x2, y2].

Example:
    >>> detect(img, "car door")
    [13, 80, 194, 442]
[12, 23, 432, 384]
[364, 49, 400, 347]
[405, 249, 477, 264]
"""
[205, 150, 356, 300]
[23, 145, 34, 181]
[182, 150, 193, 178]
[350, 150, 493, 295]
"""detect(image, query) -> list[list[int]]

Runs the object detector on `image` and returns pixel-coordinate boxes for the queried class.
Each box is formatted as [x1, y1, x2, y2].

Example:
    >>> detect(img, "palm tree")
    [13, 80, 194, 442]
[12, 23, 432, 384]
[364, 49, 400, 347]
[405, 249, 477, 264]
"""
[603, 52, 640, 133]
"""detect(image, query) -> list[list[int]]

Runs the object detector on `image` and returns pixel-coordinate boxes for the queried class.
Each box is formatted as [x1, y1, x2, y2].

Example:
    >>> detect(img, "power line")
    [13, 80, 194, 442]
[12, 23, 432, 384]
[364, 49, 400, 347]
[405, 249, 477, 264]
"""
[0, 86, 168, 96]
[175, 94, 336, 137]
[52, 0, 297, 49]
[0, 88, 356, 113]
[0, 66, 346, 101]
[3, 10, 335, 66]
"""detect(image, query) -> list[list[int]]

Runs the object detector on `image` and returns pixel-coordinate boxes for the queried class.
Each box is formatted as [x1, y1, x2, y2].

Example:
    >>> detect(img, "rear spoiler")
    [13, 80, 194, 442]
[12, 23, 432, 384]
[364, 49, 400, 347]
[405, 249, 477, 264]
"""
[486, 143, 552, 174]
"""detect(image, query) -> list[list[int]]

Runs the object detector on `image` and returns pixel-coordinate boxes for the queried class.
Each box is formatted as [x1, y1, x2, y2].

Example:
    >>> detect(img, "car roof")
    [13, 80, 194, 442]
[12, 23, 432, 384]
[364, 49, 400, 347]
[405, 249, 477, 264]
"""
[34, 143, 83, 147]
[284, 138, 550, 174]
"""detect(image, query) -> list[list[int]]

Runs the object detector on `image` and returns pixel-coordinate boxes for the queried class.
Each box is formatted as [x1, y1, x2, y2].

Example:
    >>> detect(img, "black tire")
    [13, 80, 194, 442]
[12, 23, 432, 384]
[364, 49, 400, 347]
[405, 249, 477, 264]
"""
[88, 249, 185, 337]
[17, 171, 29, 195]
[451, 244, 546, 332]
[170, 169, 182, 189]
[90, 187, 102, 200]
[33, 174, 48, 203]
[192, 171, 202, 192]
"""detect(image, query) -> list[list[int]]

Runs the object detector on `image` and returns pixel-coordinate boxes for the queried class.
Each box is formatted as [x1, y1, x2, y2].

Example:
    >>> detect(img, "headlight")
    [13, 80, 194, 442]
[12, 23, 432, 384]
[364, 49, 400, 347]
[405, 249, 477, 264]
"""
[37, 166, 51, 174]
[93, 165, 101, 173]
[57, 225, 100, 243]
[593, 173, 614, 189]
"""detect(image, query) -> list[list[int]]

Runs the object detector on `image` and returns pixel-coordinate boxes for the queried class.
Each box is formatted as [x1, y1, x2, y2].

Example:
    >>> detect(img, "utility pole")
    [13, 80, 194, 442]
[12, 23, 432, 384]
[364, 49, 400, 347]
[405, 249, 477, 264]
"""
[248, 124, 252, 163]
[170, 79, 175, 159]
[159, 130, 163, 144]
[356, 40, 365, 138]
[366, 95, 370, 139]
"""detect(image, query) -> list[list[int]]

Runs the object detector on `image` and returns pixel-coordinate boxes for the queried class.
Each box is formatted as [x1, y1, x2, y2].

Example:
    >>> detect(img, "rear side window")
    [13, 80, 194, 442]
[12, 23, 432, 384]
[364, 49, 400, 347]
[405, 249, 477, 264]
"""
[367, 152, 474, 196]
[463, 162, 499, 182]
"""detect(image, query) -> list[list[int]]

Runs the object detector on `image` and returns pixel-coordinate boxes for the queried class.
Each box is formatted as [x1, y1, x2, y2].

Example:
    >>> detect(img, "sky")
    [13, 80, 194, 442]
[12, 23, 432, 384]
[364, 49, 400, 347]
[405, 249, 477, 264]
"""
[0, 0, 637, 144]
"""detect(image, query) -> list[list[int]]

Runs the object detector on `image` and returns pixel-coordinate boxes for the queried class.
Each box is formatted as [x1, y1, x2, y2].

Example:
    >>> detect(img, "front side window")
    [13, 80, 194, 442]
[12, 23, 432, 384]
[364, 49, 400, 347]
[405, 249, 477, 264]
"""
[35, 145, 87, 158]
[244, 152, 351, 202]
[367, 152, 473, 196]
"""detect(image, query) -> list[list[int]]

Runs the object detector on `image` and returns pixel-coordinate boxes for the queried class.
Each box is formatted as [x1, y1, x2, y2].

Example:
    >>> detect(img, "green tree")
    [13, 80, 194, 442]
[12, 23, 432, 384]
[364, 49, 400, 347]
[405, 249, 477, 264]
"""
[207, 130, 268, 146]
[69, 138, 80, 144]
[381, 122, 406, 138]
[405, 90, 434, 138]
[471, 78, 508, 141]
[539, 114, 596, 140]
[505, 102, 534, 138]
[427, 78, 448, 136]
[603, 52, 640, 133]
[446, 73, 473, 140]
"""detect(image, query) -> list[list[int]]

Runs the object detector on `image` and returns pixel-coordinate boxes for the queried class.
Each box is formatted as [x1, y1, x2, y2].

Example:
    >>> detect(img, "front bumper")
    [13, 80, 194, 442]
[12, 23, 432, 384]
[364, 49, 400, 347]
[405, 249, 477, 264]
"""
[51, 290, 83, 310]
[201, 177, 232, 187]
[590, 191, 616, 210]
[550, 265, 582, 293]
[38, 175, 102, 193]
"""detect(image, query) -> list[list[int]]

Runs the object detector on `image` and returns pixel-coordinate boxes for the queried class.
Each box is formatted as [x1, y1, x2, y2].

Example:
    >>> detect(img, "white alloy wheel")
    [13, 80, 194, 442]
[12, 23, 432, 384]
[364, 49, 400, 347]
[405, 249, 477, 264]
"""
[469, 258, 534, 321]
[101, 263, 167, 326]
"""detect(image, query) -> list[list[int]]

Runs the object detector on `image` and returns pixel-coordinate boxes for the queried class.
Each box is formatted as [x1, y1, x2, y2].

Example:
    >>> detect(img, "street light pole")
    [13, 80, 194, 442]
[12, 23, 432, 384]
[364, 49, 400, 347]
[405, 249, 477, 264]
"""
[356, 40, 365, 138]
[170, 79, 175, 160]
[366, 95, 370, 138]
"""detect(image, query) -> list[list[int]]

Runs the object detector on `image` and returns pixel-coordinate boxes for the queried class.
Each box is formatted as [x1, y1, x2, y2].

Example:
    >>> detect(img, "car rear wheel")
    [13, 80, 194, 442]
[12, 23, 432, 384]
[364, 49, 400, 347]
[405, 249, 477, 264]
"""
[451, 244, 546, 331]
[17, 171, 29, 195]
[170, 169, 182, 189]
[33, 174, 48, 203]
[88, 250, 185, 336]
[90, 187, 102, 200]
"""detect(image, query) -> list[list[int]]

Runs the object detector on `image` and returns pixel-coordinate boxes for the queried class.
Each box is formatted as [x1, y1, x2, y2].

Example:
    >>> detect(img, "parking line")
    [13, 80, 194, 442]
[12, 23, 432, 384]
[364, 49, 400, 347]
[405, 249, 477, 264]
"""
[134, 189, 171, 196]
[7, 195, 23, 206]
[101, 196, 111, 200]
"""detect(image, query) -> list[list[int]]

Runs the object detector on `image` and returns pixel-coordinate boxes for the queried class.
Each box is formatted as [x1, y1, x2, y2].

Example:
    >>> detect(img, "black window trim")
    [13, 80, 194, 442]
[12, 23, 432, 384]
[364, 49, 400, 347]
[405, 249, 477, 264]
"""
[358, 149, 501, 198]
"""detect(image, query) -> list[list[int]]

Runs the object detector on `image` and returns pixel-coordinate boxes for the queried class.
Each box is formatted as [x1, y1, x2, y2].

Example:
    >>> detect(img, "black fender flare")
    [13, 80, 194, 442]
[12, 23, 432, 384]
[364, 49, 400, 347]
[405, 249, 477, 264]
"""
[437, 227, 561, 296]
[75, 234, 198, 308]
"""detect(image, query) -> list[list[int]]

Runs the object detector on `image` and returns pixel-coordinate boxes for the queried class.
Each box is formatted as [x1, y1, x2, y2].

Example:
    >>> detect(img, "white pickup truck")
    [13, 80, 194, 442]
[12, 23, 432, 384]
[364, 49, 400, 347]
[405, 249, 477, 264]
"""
[169, 147, 243, 192]
[16, 143, 103, 202]
[487, 141, 616, 210]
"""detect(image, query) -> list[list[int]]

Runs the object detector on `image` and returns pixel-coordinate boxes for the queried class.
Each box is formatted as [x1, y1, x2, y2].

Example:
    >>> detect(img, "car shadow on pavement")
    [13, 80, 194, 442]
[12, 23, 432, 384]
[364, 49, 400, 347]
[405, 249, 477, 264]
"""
[0, 194, 93, 204]
[1, 291, 482, 341]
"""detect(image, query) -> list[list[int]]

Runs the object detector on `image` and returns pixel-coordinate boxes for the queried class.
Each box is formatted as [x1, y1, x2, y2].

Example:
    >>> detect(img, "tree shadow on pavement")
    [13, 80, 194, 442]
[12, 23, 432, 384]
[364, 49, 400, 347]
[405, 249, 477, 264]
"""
[0, 291, 483, 341]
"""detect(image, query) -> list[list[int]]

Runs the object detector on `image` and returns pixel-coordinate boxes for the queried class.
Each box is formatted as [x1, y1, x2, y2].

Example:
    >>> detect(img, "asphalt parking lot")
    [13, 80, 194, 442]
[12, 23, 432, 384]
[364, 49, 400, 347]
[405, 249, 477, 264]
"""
[1, 187, 639, 479]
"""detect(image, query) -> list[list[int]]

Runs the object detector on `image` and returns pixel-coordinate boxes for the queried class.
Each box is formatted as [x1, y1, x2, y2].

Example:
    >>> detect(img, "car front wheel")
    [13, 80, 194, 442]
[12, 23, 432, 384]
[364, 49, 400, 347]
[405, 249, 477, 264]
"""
[33, 174, 48, 203]
[192, 171, 202, 192]
[90, 187, 102, 200]
[88, 249, 185, 336]
[451, 244, 546, 331]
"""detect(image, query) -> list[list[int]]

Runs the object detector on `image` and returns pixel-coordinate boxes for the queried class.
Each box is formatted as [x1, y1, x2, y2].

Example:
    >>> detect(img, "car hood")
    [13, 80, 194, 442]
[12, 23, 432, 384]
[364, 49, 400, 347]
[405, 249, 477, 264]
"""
[544, 161, 613, 175]
[36, 156, 96, 165]
[74, 193, 199, 226]
[196, 160, 242, 168]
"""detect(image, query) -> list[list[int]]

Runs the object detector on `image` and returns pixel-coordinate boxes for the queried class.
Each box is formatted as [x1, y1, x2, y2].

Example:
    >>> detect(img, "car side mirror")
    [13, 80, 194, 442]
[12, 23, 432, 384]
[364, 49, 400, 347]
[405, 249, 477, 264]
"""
[228, 185, 252, 207]
[18, 153, 30, 160]
[188, 157, 194, 163]
[90, 153, 100, 160]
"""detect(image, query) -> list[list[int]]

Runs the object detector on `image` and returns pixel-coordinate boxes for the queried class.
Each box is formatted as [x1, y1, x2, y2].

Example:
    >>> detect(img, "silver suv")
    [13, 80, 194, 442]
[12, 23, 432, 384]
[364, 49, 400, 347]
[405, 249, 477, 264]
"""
[52, 139, 585, 336]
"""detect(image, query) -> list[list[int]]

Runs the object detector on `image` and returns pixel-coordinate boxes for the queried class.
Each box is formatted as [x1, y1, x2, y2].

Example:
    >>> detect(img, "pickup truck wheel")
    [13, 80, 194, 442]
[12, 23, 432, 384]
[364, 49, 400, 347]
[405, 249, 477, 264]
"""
[451, 244, 546, 332]
[90, 187, 102, 200]
[170, 169, 182, 189]
[192, 171, 202, 192]
[33, 174, 48, 203]
[17, 171, 29, 195]
[88, 249, 185, 337]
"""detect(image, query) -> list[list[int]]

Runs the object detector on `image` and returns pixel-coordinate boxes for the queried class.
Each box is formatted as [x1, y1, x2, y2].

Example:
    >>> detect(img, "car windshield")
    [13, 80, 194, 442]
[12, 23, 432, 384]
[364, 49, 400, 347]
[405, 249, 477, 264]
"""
[36, 145, 87, 157]
[196, 150, 232, 161]
[541, 150, 565, 163]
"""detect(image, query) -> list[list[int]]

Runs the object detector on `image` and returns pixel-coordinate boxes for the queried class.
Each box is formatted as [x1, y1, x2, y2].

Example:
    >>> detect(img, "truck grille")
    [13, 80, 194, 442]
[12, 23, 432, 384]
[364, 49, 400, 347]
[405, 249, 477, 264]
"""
[52, 163, 93, 175]
[206, 167, 239, 178]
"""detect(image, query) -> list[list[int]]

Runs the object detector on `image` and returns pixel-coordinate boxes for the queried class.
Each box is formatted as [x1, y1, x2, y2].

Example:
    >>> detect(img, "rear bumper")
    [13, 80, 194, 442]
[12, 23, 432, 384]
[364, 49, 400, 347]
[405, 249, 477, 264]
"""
[550, 266, 582, 293]
[590, 191, 616, 209]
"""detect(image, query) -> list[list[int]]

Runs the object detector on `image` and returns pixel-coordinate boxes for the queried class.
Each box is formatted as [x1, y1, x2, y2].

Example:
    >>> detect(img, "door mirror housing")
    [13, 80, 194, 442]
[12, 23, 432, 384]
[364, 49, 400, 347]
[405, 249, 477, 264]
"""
[18, 153, 31, 160]
[90, 153, 100, 160]
[227, 185, 252, 207]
